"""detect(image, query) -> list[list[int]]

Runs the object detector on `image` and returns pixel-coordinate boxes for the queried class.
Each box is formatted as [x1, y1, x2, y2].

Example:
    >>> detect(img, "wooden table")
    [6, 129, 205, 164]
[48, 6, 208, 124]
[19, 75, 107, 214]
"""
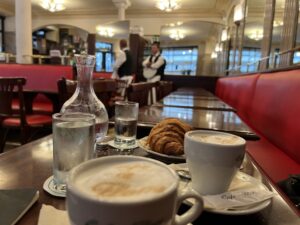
[174, 87, 215, 97]
[167, 93, 220, 101]
[0, 136, 299, 225]
[153, 97, 235, 111]
[137, 106, 258, 140]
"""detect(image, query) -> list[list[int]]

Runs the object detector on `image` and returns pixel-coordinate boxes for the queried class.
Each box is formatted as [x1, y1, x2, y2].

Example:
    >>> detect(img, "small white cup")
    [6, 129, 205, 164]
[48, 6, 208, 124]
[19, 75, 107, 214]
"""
[184, 130, 246, 195]
[67, 156, 204, 225]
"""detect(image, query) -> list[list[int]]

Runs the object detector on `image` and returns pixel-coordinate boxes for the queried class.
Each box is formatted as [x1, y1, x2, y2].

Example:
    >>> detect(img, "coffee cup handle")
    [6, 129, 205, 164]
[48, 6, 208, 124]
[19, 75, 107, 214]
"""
[173, 189, 204, 225]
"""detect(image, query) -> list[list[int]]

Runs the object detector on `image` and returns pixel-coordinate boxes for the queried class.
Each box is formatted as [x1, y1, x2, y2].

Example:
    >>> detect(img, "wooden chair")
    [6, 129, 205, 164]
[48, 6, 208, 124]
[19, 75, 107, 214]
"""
[156, 81, 173, 100]
[57, 78, 117, 116]
[127, 82, 156, 107]
[0, 78, 52, 152]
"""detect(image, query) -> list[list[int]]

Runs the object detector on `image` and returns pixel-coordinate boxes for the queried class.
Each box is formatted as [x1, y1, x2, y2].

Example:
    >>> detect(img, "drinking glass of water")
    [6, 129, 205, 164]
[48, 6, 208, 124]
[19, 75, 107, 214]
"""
[114, 101, 139, 149]
[52, 112, 95, 191]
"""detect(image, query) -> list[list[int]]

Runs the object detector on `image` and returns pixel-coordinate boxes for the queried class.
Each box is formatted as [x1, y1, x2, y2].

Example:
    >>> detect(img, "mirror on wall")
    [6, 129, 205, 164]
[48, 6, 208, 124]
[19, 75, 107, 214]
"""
[241, 0, 265, 73]
[95, 20, 130, 72]
[269, 0, 285, 68]
[32, 24, 89, 65]
[293, 2, 300, 64]
[227, 0, 250, 75]
[159, 21, 225, 76]
[227, 7, 236, 72]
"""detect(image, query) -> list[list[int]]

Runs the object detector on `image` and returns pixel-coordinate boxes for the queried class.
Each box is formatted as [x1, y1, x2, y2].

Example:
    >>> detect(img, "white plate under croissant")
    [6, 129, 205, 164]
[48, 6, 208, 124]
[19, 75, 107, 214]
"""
[138, 136, 186, 162]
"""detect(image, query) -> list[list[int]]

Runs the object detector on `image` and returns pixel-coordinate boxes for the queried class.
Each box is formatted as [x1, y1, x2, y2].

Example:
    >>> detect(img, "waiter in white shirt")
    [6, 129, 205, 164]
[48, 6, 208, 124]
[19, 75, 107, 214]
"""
[112, 39, 133, 96]
[142, 41, 166, 83]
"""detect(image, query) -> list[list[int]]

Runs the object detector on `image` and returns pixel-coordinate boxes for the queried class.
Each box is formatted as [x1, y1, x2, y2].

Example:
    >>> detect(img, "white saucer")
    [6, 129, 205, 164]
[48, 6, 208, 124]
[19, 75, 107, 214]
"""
[177, 171, 273, 215]
[108, 139, 139, 150]
[138, 136, 185, 162]
[43, 176, 66, 198]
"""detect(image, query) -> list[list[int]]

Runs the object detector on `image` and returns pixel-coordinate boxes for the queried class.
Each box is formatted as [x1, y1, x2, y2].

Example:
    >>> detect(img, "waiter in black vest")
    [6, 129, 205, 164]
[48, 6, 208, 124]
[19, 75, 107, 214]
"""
[142, 41, 166, 82]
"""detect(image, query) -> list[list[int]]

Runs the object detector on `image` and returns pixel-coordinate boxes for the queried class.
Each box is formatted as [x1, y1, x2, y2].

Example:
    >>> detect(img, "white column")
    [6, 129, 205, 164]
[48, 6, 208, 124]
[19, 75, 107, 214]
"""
[15, 0, 32, 64]
[112, 0, 131, 21]
[118, 4, 126, 21]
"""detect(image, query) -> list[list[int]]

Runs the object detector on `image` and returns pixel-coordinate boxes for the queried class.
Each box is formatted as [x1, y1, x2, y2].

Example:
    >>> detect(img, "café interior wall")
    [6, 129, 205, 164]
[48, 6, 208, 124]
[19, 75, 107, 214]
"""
[201, 37, 217, 76]
[5, 14, 223, 35]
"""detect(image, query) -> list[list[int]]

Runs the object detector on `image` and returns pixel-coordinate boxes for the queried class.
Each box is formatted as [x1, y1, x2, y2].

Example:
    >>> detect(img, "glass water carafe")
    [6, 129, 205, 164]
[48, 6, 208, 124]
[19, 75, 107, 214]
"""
[60, 54, 109, 142]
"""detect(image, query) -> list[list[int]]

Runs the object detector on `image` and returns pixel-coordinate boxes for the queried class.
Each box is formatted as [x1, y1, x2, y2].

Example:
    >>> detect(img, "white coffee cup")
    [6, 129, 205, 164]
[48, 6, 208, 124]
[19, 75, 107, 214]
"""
[67, 155, 204, 225]
[184, 130, 246, 195]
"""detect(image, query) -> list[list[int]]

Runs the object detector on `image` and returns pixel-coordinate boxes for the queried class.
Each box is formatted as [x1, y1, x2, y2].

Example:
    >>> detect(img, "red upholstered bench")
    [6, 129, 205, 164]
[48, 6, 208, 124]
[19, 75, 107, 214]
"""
[216, 69, 300, 213]
[216, 74, 259, 123]
[0, 64, 73, 114]
[93, 72, 112, 79]
[0, 64, 73, 92]
[12, 94, 53, 115]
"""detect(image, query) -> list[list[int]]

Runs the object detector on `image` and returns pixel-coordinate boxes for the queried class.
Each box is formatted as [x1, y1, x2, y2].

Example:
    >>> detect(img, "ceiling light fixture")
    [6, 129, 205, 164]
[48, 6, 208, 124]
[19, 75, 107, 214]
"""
[97, 27, 115, 38]
[169, 29, 185, 40]
[40, 0, 66, 12]
[221, 28, 228, 41]
[156, 0, 181, 12]
[165, 21, 183, 27]
[215, 43, 223, 52]
[273, 20, 283, 27]
[211, 52, 217, 59]
[248, 30, 263, 41]
[233, 3, 244, 24]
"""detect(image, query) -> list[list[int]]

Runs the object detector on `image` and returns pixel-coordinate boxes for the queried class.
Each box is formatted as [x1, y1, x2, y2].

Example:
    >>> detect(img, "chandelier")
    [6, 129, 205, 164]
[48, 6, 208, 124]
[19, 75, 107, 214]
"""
[248, 30, 263, 41]
[169, 29, 185, 40]
[97, 27, 115, 38]
[156, 0, 181, 12]
[40, 0, 66, 12]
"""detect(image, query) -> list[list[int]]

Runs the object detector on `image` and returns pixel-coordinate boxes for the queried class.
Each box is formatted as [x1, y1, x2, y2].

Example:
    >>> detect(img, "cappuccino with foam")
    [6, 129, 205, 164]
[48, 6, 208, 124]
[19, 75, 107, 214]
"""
[189, 133, 244, 146]
[75, 161, 175, 201]
[67, 156, 204, 225]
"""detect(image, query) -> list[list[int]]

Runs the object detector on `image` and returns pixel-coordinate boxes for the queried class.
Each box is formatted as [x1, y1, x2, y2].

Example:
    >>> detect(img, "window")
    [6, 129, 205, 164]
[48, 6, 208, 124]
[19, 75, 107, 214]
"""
[229, 47, 261, 73]
[241, 48, 261, 72]
[95, 42, 113, 72]
[293, 51, 300, 64]
[161, 46, 198, 75]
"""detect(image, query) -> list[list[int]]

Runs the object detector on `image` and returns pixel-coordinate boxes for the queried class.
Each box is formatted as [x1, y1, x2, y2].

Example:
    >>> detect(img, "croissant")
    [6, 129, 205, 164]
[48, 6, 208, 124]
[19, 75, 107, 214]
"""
[147, 118, 192, 155]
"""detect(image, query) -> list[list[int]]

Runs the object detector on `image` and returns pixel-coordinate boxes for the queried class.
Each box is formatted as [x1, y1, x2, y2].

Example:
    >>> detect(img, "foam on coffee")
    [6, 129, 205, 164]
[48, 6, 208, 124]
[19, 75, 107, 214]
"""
[190, 133, 244, 145]
[75, 161, 175, 201]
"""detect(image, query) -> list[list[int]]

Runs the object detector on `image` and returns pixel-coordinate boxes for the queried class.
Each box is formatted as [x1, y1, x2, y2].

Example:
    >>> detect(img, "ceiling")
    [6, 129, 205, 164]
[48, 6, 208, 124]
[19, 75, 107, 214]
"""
[160, 21, 223, 43]
[0, 0, 231, 17]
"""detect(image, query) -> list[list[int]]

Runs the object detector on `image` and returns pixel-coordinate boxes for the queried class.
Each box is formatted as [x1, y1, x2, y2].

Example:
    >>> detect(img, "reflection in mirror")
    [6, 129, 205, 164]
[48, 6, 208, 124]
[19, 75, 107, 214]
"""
[242, 21, 263, 72]
[241, 0, 265, 73]
[228, 7, 236, 72]
[293, 2, 300, 64]
[269, 0, 285, 68]
[160, 21, 224, 76]
[32, 25, 89, 65]
[95, 20, 129, 72]
[227, 0, 249, 75]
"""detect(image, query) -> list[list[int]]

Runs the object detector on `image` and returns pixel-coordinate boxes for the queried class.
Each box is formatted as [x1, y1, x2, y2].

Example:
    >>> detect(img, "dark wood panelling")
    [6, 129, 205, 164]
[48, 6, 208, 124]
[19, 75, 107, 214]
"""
[129, 34, 147, 82]
[87, 33, 96, 55]
[163, 75, 219, 93]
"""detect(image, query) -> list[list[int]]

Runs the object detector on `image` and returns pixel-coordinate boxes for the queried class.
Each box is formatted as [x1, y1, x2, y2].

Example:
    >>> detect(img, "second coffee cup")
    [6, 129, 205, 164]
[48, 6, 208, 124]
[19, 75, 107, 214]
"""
[184, 130, 246, 195]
